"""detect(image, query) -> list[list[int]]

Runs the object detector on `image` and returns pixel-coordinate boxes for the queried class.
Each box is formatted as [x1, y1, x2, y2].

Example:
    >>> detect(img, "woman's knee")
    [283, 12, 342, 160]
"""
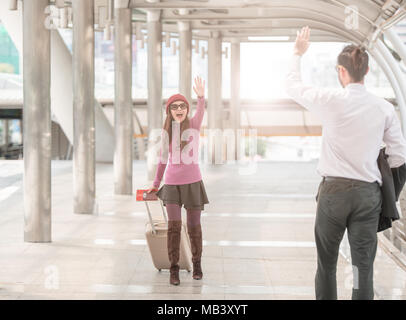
[186, 208, 201, 226]
[166, 203, 182, 221]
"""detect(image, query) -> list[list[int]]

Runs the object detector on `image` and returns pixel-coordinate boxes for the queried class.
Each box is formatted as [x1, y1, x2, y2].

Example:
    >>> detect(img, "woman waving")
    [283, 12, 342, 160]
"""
[148, 76, 209, 285]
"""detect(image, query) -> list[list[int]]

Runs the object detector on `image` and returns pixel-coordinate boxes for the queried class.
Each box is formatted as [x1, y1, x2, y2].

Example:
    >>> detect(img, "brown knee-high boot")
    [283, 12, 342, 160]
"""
[187, 224, 203, 280]
[167, 220, 182, 285]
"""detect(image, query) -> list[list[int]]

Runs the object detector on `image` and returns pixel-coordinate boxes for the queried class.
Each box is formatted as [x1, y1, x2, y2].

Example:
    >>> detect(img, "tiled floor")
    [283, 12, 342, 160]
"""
[0, 159, 405, 300]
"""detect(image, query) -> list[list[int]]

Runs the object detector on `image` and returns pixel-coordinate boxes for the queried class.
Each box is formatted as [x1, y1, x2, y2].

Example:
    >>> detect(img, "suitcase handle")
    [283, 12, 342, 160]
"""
[145, 198, 168, 235]
[137, 189, 168, 235]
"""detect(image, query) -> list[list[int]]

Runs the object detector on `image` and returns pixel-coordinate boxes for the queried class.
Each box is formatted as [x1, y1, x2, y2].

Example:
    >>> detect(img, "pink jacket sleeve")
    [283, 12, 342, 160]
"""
[153, 132, 169, 188]
[190, 96, 206, 129]
[153, 152, 167, 189]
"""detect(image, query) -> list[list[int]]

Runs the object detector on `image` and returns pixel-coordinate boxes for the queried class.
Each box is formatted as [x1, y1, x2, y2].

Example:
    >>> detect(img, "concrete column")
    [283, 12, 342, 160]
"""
[114, 8, 133, 195]
[23, 0, 52, 242]
[208, 31, 222, 130]
[72, 0, 96, 214]
[207, 31, 223, 163]
[2, 120, 9, 147]
[178, 21, 192, 104]
[147, 9, 163, 180]
[230, 39, 240, 160]
[20, 118, 23, 146]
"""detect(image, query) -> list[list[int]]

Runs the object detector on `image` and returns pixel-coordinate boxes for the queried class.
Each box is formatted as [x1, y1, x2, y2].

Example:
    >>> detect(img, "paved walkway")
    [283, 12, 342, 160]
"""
[0, 160, 405, 299]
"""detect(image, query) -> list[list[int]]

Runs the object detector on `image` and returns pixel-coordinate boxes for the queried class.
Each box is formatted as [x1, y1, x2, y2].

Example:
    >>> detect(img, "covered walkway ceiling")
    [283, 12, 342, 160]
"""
[128, 0, 406, 46]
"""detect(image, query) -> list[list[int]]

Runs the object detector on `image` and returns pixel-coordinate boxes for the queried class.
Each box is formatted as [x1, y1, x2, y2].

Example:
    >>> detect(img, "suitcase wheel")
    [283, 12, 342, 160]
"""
[158, 269, 162, 272]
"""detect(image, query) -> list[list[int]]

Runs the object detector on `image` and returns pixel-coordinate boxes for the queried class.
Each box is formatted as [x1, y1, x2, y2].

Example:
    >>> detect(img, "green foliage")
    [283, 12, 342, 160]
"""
[0, 24, 19, 74]
[245, 137, 266, 157]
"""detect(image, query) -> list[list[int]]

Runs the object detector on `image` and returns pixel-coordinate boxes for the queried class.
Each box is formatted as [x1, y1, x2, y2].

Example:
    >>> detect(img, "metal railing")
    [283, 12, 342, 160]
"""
[385, 188, 406, 256]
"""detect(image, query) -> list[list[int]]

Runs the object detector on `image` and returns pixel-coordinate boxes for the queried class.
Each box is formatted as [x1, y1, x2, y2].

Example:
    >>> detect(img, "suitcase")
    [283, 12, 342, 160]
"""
[136, 189, 192, 272]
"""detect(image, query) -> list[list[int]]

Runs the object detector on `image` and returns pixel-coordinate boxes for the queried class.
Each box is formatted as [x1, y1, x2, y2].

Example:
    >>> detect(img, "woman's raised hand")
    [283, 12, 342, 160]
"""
[193, 76, 205, 98]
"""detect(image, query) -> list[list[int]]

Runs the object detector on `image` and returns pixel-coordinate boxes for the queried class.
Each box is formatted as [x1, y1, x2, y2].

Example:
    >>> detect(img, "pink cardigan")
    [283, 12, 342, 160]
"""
[153, 96, 206, 188]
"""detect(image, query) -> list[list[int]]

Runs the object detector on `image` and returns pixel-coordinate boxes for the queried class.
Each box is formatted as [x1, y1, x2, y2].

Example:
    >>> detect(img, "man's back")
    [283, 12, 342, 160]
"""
[285, 54, 406, 184]
[287, 26, 406, 300]
[317, 83, 396, 184]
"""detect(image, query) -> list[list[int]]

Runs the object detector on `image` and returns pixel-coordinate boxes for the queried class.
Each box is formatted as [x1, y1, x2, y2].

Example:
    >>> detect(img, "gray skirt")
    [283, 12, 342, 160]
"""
[156, 180, 209, 211]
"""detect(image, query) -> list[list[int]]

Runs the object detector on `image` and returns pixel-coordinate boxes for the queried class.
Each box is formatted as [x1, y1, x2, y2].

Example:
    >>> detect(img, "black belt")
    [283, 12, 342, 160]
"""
[323, 176, 378, 185]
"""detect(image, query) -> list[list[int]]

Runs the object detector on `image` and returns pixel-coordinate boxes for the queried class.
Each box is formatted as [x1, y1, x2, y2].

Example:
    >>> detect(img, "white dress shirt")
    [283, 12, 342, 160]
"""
[285, 54, 406, 184]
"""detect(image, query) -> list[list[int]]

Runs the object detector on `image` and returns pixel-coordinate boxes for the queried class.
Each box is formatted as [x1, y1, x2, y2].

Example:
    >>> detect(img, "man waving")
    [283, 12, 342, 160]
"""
[285, 26, 406, 300]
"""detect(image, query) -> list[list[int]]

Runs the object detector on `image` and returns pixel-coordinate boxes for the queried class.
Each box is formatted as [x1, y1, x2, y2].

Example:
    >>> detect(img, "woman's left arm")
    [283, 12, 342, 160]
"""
[190, 76, 206, 129]
[190, 96, 206, 129]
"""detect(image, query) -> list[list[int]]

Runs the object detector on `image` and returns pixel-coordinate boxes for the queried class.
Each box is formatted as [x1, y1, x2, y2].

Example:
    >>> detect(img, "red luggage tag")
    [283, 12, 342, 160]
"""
[136, 189, 158, 201]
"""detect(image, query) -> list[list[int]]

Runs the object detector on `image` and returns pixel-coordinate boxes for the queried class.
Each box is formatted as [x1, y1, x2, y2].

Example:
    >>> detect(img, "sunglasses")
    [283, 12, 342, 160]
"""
[170, 103, 188, 111]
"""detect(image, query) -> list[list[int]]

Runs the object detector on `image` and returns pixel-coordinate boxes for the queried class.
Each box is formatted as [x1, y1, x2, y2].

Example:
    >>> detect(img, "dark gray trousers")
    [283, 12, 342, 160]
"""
[315, 177, 382, 300]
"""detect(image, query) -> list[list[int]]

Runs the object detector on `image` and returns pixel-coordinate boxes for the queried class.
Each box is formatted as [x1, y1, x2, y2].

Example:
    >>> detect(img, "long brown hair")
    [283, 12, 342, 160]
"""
[163, 108, 190, 151]
[337, 45, 369, 82]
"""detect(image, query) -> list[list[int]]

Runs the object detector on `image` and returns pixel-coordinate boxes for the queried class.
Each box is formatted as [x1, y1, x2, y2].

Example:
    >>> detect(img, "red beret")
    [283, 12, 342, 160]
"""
[166, 94, 189, 115]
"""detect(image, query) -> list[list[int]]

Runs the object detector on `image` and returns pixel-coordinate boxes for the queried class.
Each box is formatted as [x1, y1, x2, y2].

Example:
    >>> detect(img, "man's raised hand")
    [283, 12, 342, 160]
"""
[294, 26, 311, 56]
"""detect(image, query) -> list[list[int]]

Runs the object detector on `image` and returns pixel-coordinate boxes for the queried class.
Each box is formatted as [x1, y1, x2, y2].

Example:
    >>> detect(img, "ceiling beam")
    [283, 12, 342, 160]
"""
[363, 0, 406, 48]
[188, 19, 360, 43]
[159, 10, 369, 37]
[130, 0, 286, 9]
[130, 16, 364, 43]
